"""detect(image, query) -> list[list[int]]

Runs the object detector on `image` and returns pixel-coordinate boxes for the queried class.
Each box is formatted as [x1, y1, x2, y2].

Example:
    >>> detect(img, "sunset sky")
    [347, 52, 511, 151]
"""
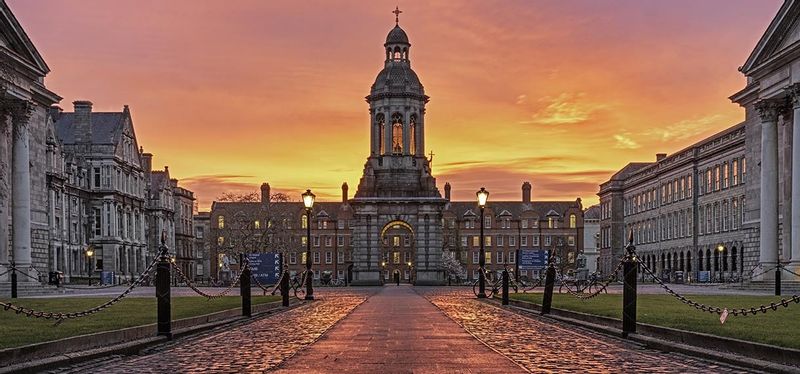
[9, 1, 783, 210]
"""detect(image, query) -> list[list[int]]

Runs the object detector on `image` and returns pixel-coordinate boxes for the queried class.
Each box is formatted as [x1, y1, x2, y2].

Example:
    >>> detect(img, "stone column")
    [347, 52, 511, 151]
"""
[790, 85, 800, 278]
[756, 100, 780, 280]
[11, 100, 34, 280]
[0, 105, 9, 280]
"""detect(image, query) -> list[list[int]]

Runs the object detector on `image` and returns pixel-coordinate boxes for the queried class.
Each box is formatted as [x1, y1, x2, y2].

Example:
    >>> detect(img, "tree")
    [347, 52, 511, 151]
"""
[441, 250, 465, 282]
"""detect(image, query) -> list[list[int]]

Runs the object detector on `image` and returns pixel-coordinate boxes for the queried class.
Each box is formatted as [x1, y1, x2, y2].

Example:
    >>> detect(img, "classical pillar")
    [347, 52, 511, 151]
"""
[789, 86, 800, 277]
[11, 100, 34, 280]
[0, 105, 9, 279]
[756, 100, 780, 279]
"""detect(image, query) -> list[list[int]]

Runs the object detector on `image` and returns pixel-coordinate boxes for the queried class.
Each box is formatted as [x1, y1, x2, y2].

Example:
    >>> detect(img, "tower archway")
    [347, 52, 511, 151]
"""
[380, 220, 415, 283]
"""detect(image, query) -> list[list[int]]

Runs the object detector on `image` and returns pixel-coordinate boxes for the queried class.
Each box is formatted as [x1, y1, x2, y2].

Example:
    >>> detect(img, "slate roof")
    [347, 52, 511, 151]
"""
[445, 201, 580, 219]
[53, 112, 125, 145]
[584, 205, 600, 220]
[385, 25, 409, 45]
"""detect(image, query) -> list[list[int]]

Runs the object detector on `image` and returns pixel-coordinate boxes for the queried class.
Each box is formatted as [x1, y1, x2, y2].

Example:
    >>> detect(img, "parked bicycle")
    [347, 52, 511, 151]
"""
[558, 272, 608, 295]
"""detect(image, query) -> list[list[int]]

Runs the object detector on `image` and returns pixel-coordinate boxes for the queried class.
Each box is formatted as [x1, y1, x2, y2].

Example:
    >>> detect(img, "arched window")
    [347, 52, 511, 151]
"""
[393, 46, 401, 60]
[569, 214, 576, 228]
[409, 114, 416, 155]
[301, 215, 308, 229]
[376, 113, 385, 154]
[392, 113, 403, 154]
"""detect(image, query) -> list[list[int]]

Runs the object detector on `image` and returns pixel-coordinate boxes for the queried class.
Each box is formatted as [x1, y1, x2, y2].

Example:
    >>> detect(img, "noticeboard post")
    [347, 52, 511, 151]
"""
[247, 253, 283, 285]
[519, 249, 549, 270]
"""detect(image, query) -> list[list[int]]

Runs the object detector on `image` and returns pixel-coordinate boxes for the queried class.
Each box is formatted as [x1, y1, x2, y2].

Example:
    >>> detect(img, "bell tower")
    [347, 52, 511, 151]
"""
[350, 9, 446, 286]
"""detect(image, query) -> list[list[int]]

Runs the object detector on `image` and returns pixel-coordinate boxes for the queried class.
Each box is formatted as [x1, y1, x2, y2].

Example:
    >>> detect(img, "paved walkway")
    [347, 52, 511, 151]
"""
[274, 286, 524, 373]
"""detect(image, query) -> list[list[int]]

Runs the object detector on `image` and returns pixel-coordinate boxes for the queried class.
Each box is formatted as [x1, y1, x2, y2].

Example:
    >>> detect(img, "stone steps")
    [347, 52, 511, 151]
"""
[722, 281, 800, 294]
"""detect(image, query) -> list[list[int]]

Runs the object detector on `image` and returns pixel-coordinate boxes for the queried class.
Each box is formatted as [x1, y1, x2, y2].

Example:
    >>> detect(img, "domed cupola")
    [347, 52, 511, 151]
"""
[370, 7, 426, 98]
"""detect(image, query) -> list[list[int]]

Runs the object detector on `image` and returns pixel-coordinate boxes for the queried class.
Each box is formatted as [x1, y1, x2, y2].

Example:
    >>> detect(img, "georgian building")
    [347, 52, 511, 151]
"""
[193, 211, 211, 282]
[598, 125, 746, 281]
[172, 179, 195, 279]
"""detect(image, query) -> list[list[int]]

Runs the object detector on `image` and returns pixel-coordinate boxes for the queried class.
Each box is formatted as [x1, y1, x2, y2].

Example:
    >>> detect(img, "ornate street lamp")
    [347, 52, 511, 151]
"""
[476, 187, 489, 298]
[85, 245, 94, 286]
[302, 189, 316, 300]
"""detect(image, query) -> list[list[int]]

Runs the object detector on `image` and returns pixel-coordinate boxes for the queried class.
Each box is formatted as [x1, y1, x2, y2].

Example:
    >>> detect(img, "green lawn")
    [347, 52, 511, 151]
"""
[511, 293, 800, 349]
[0, 295, 280, 349]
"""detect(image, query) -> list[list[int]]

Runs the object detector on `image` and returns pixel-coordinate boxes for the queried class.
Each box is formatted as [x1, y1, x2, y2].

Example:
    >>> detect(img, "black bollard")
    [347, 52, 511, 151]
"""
[240, 254, 252, 318]
[281, 271, 290, 307]
[156, 245, 172, 339]
[10, 266, 17, 299]
[502, 269, 509, 305]
[541, 265, 555, 315]
[622, 255, 638, 338]
[776, 267, 782, 296]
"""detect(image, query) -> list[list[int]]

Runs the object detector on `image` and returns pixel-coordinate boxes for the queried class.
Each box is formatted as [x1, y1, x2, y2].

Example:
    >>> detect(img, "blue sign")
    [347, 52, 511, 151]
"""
[519, 250, 548, 270]
[697, 271, 710, 283]
[247, 253, 282, 285]
[100, 271, 114, 285]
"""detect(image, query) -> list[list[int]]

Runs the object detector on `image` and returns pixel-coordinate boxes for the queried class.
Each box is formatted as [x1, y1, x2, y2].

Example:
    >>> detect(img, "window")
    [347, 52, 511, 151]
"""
[532, 236, 539, 246]
[569, 214, 577, 228]
[509, 236, 516, 246]
[723, 163, 729, 188]
[687, 175, 693, 197]
[289, 252, 297, 264]
[741, 157, 747, 183]
[217, 236, 224, 246]
[485, 252, 492, 264]
[521, 219, 528, 229]
[392, 113, 403, 154]
[461, 236, 468, 247]
[496, 235, 504, 246]
[301, 252, 307, 264]
[732, 198, 739, 230]
[473, 251, 479, 264]
[313, 236, 320, 247]
[217, 216, 224, 229]
[496, 251, 503, 264]
[548, 217, 555, 228]
[568, 236, 575, 246]
[544, 235, 552, 246]
[484, 216, 491, 228]
[301, 215, 307, 229]
[714, 166, 721, 191]
[393, 251, 401, 264]
[404, 236, 411, 247]
[508, 251, 516, 264]
[302, 236, 307, 245]
[337, 235, 344, 246]
[472, 236, 480, 247]
[521, 236, 528, 247]
[393, 236, 400, 246]
[325, 236, 332, 247]
[680, 178, 686, 199]
[254, 220, 260, 229]
[337, 251, 344, 264]
[732, 159, 739, 185]
[325, 251, 332, 264]
[484, 236, 492, 247]
[706, 169, 712, 194]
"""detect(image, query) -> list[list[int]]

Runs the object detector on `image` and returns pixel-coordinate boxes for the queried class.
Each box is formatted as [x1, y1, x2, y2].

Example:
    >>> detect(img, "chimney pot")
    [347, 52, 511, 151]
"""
[261, 183, 271, 204]
[522, 181, 532, 203]
[342, 182, 349, 203]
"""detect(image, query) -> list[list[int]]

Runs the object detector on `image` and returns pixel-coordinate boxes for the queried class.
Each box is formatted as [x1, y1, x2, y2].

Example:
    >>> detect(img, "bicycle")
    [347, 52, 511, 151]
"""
[290, 271, 309, 299]
[472, 268, 498, 298]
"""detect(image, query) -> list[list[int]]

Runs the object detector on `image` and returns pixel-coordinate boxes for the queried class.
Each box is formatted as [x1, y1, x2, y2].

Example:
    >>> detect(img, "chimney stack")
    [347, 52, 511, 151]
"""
[141, 152, 153, 173]
[444, 182, 451, 201]
[656, 153, 667, 162]
[522, 181, 532, 203]
[261, 183, 271, 204]
[73, 100, 93, 144]
[342, 182, 349, 203]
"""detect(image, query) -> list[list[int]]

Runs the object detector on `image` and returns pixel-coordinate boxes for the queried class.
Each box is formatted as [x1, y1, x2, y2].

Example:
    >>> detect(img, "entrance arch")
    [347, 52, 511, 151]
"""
[380, 220, 415, 284]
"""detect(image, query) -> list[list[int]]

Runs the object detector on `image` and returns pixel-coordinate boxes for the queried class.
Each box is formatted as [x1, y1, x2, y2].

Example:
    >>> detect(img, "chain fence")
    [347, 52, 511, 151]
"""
[0, 256, 160, 325]
[171, 261, 244, 300]
[634, 251, 800, 317]
[560, 258, 625, 301]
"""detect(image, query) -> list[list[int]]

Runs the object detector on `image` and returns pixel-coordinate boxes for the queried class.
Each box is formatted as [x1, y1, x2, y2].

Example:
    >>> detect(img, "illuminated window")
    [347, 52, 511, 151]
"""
[377, 113, 386, 154]
[217, 236, 224, 246]
[301, 252, 307, 264]
[409, 114, 416, 155]
[568, 236, 575, 246]
[548, 217, 555, 228]
[485, 236, 492, 247]
[472, 236, 480, 247]
[392, 113, 403, 154]
[732, 159, 739, 185]
[217, 216, 224, 229]
[485, 252, 492, 264]
[393, 251, 401, 264]
[723, 163, 729, 188]
[254, 220, 260, 229]
[393, 236, 400, 246]
[569, 214, 576, 228]
[302, 236, 307, 245]
[301, 215, 307, 229]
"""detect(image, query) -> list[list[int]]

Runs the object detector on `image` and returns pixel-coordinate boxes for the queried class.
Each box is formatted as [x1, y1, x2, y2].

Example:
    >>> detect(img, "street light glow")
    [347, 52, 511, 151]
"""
[476, 187, 489, 208]
[302, 189, 316, 210]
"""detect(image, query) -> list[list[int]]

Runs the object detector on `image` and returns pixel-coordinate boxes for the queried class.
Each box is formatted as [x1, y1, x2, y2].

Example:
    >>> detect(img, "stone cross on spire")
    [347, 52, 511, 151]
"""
[393, 6, 402, 25]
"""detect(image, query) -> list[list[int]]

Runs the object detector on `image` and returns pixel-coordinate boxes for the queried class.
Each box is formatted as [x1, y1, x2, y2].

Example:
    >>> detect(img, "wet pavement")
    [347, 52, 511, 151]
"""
[50, 286, 762, 373]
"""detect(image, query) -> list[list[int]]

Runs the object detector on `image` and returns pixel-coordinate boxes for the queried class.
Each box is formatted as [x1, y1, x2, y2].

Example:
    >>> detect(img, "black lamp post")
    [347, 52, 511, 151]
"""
[515, 219, 521, 283]
[717, 244, 725, 283]
[476, 187, 489, 298]
[85, 246, 94, 286]
[302, 189, 315, 300]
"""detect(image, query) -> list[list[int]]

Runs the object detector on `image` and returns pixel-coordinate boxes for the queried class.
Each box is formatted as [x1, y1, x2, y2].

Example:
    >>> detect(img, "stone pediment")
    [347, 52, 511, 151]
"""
[0, 2, 50, 76]
[741, 1, 800, 75]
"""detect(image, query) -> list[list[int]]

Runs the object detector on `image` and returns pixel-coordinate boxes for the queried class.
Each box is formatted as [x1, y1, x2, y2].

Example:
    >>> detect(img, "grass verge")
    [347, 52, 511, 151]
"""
[511, 293, 800, 350]
[0, 295, 280, 349]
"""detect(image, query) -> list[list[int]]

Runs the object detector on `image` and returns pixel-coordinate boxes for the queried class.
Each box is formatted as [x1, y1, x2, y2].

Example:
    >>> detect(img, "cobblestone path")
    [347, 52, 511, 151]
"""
[420, 288, 756, 373]
[55, 291, 369, 373]
[274, 285, 524, 373]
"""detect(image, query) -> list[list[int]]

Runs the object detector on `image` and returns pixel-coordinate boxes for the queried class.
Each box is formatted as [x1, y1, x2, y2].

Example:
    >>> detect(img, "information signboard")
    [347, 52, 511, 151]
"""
[247, 253, 282, 285]
[519, 249, 548, 270]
